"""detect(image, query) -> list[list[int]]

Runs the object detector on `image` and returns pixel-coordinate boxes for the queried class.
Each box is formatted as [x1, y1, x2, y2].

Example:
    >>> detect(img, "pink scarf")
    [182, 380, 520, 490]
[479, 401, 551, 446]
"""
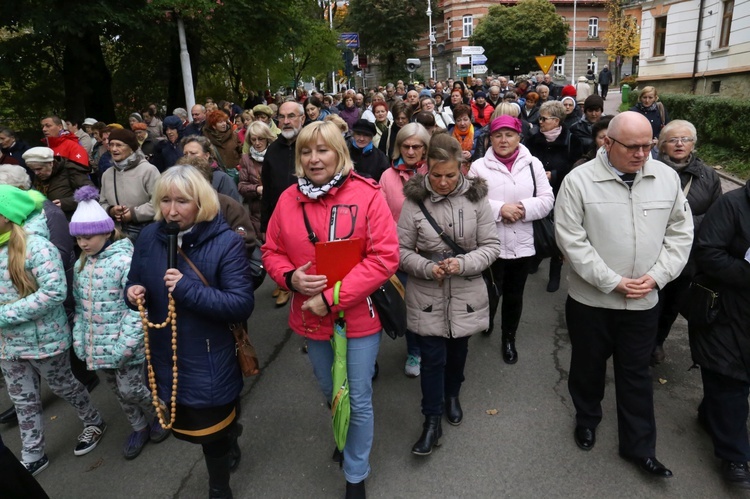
[542, 126, 563, 143]
[493, 148, 520, 171]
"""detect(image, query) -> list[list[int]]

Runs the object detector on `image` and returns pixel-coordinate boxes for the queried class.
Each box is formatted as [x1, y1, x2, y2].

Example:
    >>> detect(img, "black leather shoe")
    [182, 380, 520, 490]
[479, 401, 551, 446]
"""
[412, 415, 442, 456]
[445, 397, 463, 426]
[722, 461, 750, 489]
[0, 406, 17, 425]
[345, 480, 366, 499]
[625, 456, 673, 478]
[501, 332, 518, 364]
[574, 426, 595, 451]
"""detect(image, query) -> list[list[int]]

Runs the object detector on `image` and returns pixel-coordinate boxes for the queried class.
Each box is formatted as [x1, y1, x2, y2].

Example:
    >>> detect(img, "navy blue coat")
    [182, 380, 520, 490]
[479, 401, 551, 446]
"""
[125, 215, 254, 408]
[152, 139, 183, 173]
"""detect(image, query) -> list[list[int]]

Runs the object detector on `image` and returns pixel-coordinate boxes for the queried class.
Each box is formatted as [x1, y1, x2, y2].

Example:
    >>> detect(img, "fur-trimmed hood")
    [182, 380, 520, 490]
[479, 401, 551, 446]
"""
[403, 173, 488, 204]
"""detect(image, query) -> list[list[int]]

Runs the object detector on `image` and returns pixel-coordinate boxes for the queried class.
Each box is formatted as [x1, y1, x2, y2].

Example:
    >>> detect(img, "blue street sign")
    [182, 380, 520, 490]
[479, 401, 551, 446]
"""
[340, 33, 360, 49]
[473, 55, 487, 65]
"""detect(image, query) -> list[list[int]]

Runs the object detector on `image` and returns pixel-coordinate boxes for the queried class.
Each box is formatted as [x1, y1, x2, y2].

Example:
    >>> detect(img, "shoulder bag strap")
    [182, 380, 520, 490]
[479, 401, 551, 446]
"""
[300, 203, 319, 244]
[416, 200, 466, 255]
[529, 161, 538, 197]
[683, 176, 693, 197]
[177, 247, 209, 287]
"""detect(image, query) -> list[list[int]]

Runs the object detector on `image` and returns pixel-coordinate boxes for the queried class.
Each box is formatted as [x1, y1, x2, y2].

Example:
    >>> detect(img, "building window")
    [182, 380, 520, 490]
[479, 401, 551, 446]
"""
[553, 56, 565, 76]
[462, 15, 473, 38]
[587, 58, 598, 73]
[430, 25, 437, 43]
[446, 20, 451, 41]
[653, 16, 667, 56]
[588, 17, 599, 38]
[720, 0, 734, 48]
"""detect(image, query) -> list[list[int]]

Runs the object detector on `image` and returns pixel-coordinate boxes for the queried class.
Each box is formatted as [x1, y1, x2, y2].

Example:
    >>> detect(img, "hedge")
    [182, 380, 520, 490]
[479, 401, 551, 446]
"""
[628, 91, 750, 154]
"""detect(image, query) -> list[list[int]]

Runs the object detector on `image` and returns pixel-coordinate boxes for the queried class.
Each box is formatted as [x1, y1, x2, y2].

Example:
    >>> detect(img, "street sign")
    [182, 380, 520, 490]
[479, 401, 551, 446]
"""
[456, 56, 471, 65]
[535, 55, 557, 75]
[340, 33, 360, 49]
[462, 46, 485, 55]
[473, 55, 487, 65]
[456, 69, 472, 77]
[472, 65, 488, 74]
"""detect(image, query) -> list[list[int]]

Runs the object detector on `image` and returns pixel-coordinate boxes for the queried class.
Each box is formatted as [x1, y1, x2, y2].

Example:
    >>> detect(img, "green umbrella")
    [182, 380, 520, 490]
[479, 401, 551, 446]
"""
[331, 281, 350, 452]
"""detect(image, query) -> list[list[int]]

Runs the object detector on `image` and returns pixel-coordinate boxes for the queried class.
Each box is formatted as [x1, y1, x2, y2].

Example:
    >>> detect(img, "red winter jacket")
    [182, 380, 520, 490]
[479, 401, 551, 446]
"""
[262, 173, 400, 341]
[45, 134, 89, 169]
[471, 101, 495, 128]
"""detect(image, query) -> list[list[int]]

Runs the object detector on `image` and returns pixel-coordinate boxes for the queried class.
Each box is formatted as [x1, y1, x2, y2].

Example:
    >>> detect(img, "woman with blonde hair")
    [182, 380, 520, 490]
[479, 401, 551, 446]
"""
[239, 121, 277, 237]
[263, 121, 399, 498]
[125, 165, 254, 498]
[630, 85, 669, 141]
[0, 185, 105, 476]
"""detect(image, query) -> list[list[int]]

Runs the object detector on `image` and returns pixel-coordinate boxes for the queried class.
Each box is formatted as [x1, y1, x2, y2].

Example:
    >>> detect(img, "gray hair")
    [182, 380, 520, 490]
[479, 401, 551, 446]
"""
[392, 123, 431, 162]
[540, 100, 566, 122]
[172, 108, 188, 120]
[658, 119, 698, 154]
[536, 84, 549, 93]
[0, 164, 32, 190]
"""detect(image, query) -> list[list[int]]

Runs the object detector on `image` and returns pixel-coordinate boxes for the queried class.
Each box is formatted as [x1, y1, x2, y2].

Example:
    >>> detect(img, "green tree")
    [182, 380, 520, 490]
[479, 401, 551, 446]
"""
[470, 0, 569, 76]
[604, 0, 640, 84]
[346, 0, 431, 83]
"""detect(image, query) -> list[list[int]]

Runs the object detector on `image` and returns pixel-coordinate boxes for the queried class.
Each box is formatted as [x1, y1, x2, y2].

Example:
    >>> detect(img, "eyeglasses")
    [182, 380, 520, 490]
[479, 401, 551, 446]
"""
[278, 114, 299, 121]
[401, 144, 424, 151]
[539, 116, 558, 122]
[608, 136, 655, 154]
[666, 137, 695, 145]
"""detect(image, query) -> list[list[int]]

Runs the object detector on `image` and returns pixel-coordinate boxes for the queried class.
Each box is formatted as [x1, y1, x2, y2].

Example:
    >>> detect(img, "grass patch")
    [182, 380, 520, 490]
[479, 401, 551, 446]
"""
[698, 143, 750, 181]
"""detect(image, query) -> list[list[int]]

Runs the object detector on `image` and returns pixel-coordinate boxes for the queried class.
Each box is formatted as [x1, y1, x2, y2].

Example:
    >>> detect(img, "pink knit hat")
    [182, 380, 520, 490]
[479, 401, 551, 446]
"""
[490, 115, 522, 134]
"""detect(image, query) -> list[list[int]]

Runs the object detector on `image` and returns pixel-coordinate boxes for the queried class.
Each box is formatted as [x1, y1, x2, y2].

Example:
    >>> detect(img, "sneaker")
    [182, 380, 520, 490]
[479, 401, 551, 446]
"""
[123, 428, 150, 460]
[149, 419, 171, 443]
[23, 454, 49, 477]
[405, 355, 421, 378]
[74, 421, 106, 456]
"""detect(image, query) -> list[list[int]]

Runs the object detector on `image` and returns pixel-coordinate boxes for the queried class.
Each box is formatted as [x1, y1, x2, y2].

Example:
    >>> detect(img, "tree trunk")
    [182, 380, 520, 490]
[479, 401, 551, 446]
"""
[62, 29, 116, 122]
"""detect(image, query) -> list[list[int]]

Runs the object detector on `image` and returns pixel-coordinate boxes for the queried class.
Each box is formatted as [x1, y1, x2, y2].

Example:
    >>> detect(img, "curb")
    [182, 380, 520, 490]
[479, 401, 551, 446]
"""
[716, 169, 745, 186]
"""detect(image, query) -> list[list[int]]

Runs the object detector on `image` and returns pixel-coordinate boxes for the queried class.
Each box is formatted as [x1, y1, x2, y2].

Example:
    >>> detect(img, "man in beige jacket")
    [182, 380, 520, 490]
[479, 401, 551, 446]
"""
[554, 112, 693, 478]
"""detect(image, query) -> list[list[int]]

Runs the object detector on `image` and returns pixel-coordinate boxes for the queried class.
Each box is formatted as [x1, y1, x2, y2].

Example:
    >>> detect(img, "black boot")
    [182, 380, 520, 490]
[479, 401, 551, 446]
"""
[445, 397, 463, 426]
[0, 406, 18, 425]
[501, 331, 518, 364]
[345, 479, 366, 499]
[547, 257, 562, 293]
[411, 415, 443, 456]
[205, 453, 233, 499]
[228, 424, 243, 472]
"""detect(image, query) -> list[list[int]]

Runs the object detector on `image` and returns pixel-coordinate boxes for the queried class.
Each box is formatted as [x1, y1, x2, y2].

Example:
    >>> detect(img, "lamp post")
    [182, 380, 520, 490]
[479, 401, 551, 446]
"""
[571, 0, 577, 84]
[329, 0, 337, 94]
[427, 0, 434, 81]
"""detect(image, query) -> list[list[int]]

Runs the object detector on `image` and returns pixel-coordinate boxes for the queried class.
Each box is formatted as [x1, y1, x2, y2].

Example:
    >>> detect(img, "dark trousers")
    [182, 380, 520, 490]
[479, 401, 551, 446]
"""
[600, 85, 609, 99]
[416, 335, 470, 416]
[566, 297, 659, 457]
[656, 273, 691, 345]
[0, 439, 49, 499]
[487, 257, 531, 334]
[699, 368, 750, 462]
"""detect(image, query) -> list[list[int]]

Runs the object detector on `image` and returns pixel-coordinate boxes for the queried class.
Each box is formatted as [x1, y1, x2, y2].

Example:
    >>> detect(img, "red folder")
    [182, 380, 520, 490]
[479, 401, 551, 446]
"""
[315, 238, 362, 284]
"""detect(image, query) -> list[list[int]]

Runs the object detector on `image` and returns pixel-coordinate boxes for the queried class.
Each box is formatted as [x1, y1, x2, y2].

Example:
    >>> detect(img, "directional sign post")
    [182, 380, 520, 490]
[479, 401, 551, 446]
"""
[461, 46, 485, 56]
[456, 56, 471, 66]
[473, 55, 487, 65]
[472, 65, 488, 75]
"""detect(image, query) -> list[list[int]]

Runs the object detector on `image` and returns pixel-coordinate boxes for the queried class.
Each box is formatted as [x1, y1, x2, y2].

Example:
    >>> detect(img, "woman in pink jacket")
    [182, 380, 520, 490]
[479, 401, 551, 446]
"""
[378, 123, 431, 378]
[262, 121, 399, 499]
[468, 115, 554, 364]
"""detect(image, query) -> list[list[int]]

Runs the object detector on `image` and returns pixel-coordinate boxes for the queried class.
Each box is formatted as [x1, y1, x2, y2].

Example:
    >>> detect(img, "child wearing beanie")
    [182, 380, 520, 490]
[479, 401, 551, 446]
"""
[69, 186, 170, 460]
[0, 185, 105, 476]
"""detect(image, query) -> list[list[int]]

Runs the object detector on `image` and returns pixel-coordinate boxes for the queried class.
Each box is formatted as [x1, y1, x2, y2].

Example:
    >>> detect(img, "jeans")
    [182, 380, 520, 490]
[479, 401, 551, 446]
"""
[566, 297, 658, 457]
[700, 368, 750, 462]
[416, 335, 470, 416]
[307, 332, 380, 483]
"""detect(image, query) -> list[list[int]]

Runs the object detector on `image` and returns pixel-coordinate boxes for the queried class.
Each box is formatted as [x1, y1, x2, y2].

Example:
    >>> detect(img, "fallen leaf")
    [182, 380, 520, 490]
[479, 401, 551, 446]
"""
[485, 409, 498, 415]
[50, 415, 57, 421]
[85, 457, 104, 472]
[658, 378, 667, 385]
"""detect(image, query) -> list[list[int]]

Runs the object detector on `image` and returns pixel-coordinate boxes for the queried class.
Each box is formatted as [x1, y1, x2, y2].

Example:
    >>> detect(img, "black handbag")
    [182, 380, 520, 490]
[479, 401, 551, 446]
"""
[528, 163, 561, 260]
[416, 201, 500, 299]
[248, 245, 266, 290]
[681, 281, 720, 328]
[369, 274, 407, 339]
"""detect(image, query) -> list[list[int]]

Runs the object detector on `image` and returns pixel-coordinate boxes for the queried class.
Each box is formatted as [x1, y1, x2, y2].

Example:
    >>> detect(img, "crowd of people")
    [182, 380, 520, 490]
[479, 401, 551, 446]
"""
[1, 70, 749, 498]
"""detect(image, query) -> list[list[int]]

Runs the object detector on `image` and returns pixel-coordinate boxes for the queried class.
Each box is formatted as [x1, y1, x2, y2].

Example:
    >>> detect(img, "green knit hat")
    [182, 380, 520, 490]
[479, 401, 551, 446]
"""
[0, 185, 44, 225]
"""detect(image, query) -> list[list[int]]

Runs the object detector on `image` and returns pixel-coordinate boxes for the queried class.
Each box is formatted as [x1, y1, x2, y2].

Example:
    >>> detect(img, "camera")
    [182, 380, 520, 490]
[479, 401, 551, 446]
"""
[406, 58, 421, 73]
